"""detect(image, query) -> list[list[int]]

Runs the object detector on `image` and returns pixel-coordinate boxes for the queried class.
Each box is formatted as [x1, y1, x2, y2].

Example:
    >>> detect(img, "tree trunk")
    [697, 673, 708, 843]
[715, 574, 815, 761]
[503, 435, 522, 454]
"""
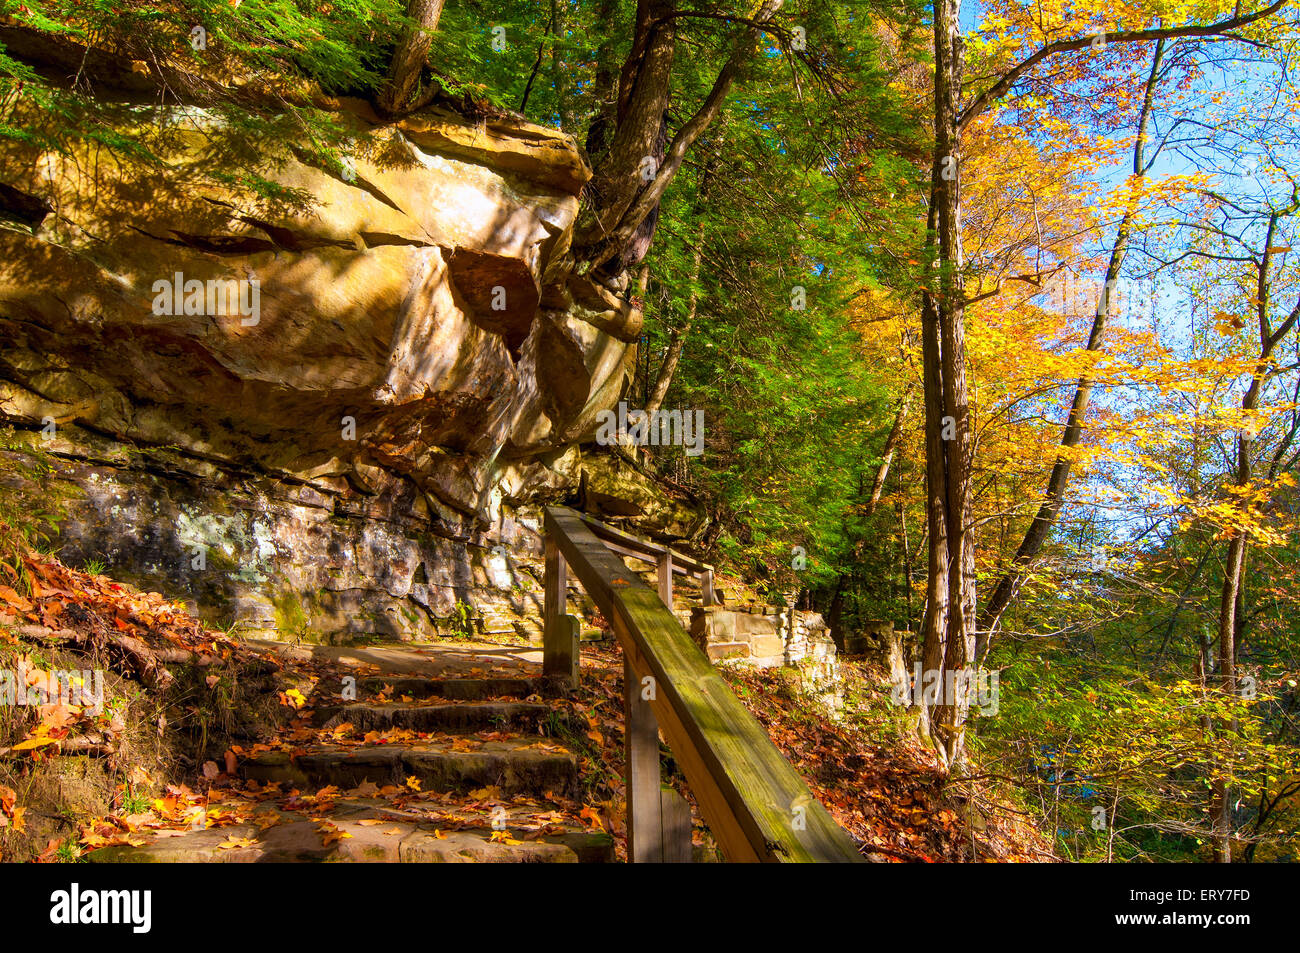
[867, 395, 911, 512]
[575, 0, 784, 273]
[977, 39, 1166, 653]
[1208, 210, 1300, 861]
[916, 288, 950, 742]
[645, 309, 691, 415]
[913, 0, 975, 769]
[519, 1, 559, 115]
[578, 0, 677, 267]
[377, 0, 446, 116]
[645, 171, 711, 414]
[550, 0, 576, 131]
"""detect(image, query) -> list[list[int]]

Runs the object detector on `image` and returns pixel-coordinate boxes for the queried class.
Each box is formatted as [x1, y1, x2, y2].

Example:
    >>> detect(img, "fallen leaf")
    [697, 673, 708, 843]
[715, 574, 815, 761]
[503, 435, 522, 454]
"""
[0, 585, 32, 612]
[317, 823, 352, 847]
[281, 688, 307, 709]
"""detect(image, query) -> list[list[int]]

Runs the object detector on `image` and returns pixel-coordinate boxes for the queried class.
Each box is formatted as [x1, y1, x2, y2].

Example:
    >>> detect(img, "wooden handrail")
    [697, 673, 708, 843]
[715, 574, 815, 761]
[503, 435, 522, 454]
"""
[564, 510, 717, 606]
[543, 506, 864, 863]
[568, 509, 712, 576]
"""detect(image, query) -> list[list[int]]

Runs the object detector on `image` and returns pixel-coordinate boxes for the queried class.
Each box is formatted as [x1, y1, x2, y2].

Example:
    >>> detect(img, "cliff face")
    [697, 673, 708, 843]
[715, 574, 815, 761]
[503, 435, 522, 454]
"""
[0, 98, 695, 642]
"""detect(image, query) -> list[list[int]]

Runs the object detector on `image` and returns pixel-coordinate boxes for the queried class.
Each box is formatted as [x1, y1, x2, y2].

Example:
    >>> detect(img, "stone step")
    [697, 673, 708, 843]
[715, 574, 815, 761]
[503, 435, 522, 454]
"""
[357, 676, 541, 701]
[318, 701, 553, 734]
[473, 620, 544, 641]
[706, 641, 752, 661]
[87, 800, 612, 864]
[243, 739, 579, 797]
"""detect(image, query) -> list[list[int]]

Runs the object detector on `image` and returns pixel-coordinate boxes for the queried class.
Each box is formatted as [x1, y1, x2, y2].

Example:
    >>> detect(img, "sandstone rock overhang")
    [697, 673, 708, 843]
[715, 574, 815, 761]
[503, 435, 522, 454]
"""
[0, 87, 633, 521]
[0, 27, 706, 646]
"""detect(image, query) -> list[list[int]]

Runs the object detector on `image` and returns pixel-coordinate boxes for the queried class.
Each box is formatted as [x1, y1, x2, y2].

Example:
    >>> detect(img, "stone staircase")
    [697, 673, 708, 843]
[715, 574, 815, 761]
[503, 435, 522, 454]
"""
[88, 644, 614, 863]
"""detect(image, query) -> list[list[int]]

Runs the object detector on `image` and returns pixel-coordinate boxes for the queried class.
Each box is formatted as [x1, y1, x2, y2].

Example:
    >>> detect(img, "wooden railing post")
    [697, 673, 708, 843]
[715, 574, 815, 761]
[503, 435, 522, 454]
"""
[656, 550, 673, 608]
[700, 567, 717, 606]
[543, 534, 578, 684]
[625, 653, 692, 863]
[625, 655, 663, 862]
[543, 506, 864, 862]
[659, 786, 693, 862]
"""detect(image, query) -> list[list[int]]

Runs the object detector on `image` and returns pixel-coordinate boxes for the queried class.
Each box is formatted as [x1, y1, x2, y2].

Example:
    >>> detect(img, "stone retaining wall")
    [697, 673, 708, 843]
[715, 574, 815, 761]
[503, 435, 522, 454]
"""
[689, 605, 842, 713]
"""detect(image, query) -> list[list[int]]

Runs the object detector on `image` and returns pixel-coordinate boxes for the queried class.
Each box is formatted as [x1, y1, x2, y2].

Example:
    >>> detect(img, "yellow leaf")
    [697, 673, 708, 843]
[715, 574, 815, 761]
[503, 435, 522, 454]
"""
[317, 823, 352, 847]
[281, 688, 307, 709]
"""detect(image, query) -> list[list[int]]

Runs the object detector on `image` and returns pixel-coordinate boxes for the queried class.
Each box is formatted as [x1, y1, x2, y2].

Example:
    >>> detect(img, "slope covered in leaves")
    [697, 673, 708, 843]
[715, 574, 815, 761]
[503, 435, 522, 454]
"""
[1, 548, 1052, 862]
[558, 641, 1055, 862]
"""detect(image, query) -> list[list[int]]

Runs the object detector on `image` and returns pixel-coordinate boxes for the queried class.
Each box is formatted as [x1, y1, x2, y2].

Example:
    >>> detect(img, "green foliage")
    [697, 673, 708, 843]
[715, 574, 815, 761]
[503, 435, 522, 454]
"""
[446, 599, 475, 639]
[2, 0, 401, 91]
[975, 652, 1300, 861]
[0, 0, 398, 213]
[624, 5, 924, 595]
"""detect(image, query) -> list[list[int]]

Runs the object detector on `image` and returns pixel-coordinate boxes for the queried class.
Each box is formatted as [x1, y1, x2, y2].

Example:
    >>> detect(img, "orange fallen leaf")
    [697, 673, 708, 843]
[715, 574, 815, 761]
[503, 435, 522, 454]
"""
[0, 585, 32, 612]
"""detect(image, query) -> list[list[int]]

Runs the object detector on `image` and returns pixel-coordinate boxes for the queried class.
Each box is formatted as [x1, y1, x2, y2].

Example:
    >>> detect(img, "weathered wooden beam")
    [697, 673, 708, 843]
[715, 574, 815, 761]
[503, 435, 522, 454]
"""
[625, 654, 663, 863]
[657, 550, 673, 608]
[597, 537, 660, 567]
[543, 506, 864, 863]
[700, 568, 717, 607]
[572, 509, 710, 575]
[660, 786, 693, 863]
[543, 535, 578, 684]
